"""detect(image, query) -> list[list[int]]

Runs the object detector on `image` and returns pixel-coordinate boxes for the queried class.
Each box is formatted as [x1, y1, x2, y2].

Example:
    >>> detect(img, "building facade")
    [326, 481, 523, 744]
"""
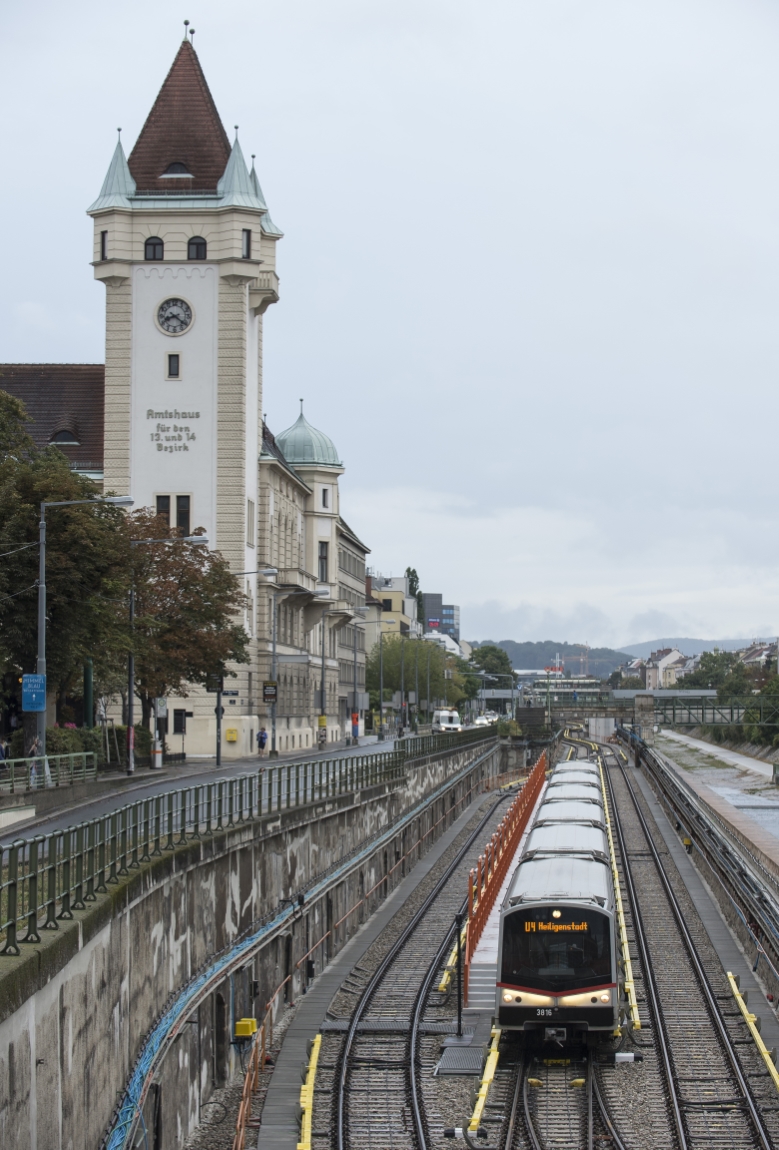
[1, 36, 371, 757]
[421, 592, 460, 641]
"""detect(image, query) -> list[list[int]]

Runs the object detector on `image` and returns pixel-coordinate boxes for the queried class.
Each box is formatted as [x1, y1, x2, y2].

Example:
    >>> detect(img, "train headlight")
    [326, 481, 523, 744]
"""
[503, 992, 513, 1002]
[600, 992, 610, 1003]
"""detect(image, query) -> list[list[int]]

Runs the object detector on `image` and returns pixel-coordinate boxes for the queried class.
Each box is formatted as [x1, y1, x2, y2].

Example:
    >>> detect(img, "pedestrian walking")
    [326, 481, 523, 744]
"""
[257, 727, 268, 757]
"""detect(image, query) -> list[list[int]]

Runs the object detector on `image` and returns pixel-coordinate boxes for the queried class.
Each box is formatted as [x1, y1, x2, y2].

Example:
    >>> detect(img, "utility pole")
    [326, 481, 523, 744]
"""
[414, 641, 419, 733]
[400, 634, 405, 734]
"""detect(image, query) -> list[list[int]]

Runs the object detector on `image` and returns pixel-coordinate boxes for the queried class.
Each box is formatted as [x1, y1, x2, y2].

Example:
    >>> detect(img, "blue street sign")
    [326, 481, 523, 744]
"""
[22, 674, 46, 713]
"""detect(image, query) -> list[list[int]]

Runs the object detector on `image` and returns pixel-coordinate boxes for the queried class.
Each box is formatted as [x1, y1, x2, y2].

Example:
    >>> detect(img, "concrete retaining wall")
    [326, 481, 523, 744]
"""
[0, 741, 498, 1150]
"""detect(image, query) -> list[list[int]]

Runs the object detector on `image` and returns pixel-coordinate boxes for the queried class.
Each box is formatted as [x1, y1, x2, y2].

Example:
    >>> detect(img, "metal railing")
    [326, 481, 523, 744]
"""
[653, 695, 779, 727]
[0, 752, 97, 793]
[0, 731, 496, 957]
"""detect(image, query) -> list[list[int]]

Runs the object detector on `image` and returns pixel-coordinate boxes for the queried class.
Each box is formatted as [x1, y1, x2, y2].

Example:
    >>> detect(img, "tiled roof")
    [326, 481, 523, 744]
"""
[0, 365, 105, 469]
[128, 41, 231, 193]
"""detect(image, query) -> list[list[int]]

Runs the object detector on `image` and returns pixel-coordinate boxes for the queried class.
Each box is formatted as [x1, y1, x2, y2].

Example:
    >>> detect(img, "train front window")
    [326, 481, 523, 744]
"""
[501, 908, 612, 992]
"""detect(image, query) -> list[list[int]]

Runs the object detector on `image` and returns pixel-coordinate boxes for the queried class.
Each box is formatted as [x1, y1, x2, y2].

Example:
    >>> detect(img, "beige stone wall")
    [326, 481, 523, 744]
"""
[103, 280, 132, 494]
[216, 280, 247, 564]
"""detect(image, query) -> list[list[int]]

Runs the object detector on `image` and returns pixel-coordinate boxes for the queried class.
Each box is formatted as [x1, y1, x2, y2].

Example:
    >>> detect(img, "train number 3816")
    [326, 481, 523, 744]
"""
[535, 1008, 553, 1016]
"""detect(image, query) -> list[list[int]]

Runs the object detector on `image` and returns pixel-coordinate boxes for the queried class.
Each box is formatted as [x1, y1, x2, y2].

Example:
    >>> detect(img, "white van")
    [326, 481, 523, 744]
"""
[432, 709, 462, 733]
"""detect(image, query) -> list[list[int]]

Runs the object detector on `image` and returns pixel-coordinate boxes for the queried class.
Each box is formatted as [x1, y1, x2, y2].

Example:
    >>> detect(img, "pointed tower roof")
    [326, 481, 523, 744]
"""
[251, 158, 285, 238]
[127, 39, 231, 192]
[217, 134, 266, 209]
[88, 136, 137, 211]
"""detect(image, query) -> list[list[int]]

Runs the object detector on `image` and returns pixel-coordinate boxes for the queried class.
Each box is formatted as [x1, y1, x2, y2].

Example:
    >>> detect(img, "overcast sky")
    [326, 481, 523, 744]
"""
[2, 0, 779, 649]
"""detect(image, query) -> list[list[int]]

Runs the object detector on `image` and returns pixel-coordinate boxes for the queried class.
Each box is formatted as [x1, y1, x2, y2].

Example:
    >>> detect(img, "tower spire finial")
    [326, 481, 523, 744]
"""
[189, 27, 195, 43]
[299, 398, 304, 415]
[183, 18, 189, 41]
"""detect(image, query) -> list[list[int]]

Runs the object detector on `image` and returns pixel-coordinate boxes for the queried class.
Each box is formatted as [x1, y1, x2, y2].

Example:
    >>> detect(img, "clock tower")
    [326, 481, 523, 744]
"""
[88, 34, 282, 754]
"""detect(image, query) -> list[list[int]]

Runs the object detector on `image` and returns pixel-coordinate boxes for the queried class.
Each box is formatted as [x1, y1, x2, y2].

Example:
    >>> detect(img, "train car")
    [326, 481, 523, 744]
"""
[495, 765, 619, 1043]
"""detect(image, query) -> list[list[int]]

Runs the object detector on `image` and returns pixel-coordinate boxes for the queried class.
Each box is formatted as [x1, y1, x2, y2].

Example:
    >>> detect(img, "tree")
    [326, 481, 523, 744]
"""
[0, 392, 131, 709]
[366, 637, 447, 708]
[405, 566, 424, 628]
[677, 650, 743, 692]
[471, 643, 513, 680]
[129, 509, 249, 727]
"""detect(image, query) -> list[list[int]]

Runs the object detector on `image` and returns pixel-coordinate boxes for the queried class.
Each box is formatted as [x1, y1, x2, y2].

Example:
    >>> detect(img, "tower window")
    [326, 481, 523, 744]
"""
[156, 495, 171, 526]
[318, 542, 329, 584]
[188, 236, 207, 260]
[167, 354, 180, 379]
[247, 499, 255, 547]
[100, 231, 107, 261]
[50, 429, 80, 445]
[176, 495, 190, 537]
[241, 229, 252, 259]
[322, 487, 329, 509]
[145, 237, 164, 261]
[162, 162, 191, 176]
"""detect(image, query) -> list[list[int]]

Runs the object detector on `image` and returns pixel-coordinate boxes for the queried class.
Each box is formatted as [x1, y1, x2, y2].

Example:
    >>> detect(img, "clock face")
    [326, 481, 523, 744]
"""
[157, 298, 193, 334]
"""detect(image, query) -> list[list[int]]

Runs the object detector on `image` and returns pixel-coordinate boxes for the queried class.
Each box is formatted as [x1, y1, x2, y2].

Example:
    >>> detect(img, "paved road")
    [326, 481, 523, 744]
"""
[0, 735, 399, 844]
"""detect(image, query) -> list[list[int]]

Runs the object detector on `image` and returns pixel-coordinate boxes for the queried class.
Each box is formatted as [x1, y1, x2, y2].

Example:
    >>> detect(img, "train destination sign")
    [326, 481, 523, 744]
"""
[525, 921, 589, 933]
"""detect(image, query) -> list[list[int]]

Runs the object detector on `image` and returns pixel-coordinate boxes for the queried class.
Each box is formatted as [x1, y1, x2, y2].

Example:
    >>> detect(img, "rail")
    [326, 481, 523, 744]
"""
[1, 731, 496, 956]
[463, 749, 548, 1004]
[0, 751, 97, 792]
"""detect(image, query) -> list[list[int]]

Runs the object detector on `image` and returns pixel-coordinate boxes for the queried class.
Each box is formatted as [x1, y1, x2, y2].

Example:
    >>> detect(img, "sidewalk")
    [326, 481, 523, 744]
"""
[0, 735, 394, 842]
[660, 729, 774, 781]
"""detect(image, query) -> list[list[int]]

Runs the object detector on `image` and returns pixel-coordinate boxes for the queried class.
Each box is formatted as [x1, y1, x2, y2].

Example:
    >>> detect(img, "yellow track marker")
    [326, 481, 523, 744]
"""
[468, 1028, 501, 1132]
[297, 1033, 321, 1150]
[438, 923, 468, 992]
[728, 973, 779, 1092]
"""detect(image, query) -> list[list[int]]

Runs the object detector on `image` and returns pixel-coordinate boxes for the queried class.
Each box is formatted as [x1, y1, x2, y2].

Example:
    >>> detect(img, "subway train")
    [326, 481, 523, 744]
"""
[495, 757, 620, 1043]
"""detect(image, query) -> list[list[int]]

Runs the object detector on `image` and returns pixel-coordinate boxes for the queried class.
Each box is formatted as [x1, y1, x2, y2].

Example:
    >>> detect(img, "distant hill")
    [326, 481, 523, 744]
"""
[471, 640, 628, 679]
[619, 638, 754, 659]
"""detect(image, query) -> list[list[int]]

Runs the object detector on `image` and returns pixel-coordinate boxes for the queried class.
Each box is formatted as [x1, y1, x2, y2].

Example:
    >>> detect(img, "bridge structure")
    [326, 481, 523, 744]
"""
[548, 691, 779, 733]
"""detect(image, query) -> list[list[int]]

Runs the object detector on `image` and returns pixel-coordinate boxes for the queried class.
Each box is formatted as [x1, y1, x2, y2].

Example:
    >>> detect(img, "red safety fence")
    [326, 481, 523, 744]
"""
[463, 749, 548, 1004]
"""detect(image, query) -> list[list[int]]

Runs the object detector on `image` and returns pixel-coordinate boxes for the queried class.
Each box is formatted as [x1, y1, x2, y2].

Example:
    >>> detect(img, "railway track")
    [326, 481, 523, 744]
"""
[309, 793, 511, 1150]
[603, 746, 777, 1150]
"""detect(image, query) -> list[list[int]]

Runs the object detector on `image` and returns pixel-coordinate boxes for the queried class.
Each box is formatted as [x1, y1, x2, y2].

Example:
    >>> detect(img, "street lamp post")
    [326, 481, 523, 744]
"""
[127, 532, 208, 775]
[36, 495, 133, 756]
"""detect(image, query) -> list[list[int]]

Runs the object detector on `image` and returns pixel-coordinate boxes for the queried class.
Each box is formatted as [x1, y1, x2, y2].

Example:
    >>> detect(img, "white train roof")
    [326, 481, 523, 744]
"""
[535, 799, 606, 827]
[548, 771, 601, 788]
[522, 822, 609, 862]
[542, 782, 603, 803]
[507, 854, 613, 908]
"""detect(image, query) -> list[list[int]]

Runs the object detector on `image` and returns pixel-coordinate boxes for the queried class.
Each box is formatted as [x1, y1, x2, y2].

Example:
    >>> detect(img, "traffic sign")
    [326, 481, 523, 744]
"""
[263, 681, 278, 703]
[22, 674, 46, 713]
[206, 673, 224, 693]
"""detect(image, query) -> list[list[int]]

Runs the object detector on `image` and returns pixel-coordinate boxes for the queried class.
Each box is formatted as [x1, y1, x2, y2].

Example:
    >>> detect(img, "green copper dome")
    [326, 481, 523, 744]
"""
[276, 409, 341, 467]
